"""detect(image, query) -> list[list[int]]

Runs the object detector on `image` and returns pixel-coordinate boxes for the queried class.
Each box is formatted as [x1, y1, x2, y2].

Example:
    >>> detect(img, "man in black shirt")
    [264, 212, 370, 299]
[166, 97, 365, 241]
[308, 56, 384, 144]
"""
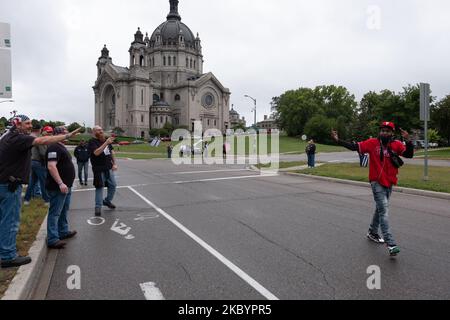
[88, 126, 118, 217]
[74, 139, 90, 186]
[46, 126, 78, 249]
[306, 139, 317, 168]
[0, 116, 81, 268]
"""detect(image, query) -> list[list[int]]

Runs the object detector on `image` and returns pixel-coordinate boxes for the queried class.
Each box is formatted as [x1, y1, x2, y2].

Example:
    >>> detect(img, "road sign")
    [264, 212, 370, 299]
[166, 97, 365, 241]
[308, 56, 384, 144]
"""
[0, 22, 12, 99]
[0, 22, 11, 49]
[420, 83, 430, 122]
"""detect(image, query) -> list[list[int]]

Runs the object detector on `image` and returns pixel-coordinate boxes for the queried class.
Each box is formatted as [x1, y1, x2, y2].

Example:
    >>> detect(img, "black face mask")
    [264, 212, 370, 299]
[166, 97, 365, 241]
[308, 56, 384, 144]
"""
[380, 135, 392, 145]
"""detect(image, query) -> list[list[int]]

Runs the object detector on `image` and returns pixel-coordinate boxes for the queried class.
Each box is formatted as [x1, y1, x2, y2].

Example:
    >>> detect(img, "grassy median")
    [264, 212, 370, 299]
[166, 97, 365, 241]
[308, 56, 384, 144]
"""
[415, 148, 450, 160]
[298, 163, 450, 194]
[0, 199, 48, 298]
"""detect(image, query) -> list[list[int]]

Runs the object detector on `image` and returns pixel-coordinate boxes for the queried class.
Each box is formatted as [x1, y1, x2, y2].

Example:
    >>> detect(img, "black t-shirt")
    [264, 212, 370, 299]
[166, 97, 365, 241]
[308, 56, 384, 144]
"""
[0, 129, 36, 184]
[88, 138, 114, 172]
[46, 143, 76, 190]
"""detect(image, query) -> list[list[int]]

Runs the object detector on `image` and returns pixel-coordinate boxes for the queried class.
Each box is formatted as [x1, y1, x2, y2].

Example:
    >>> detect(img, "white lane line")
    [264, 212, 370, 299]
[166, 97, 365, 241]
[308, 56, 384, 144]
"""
[128, 187, 279, 301]
[171, 169, 252, 175]
[72, 183, 149, 193]
[140, 282, 165, 300]
[72, 174, 278, 192]
[173, 174, 278, 184]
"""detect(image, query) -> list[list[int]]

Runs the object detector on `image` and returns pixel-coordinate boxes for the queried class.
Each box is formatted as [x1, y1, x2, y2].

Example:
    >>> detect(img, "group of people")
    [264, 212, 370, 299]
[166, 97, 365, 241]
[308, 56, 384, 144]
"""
[0, 115, 118, 269]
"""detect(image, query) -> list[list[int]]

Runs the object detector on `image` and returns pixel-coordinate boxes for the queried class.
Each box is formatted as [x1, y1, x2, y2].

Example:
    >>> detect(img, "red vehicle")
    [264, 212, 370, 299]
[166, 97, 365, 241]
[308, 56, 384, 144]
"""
[118, 141, 131, 146]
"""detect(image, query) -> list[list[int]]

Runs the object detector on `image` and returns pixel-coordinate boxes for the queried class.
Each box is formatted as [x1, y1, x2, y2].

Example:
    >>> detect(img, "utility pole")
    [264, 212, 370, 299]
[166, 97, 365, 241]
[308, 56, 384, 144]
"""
[420, 83, 430, 181]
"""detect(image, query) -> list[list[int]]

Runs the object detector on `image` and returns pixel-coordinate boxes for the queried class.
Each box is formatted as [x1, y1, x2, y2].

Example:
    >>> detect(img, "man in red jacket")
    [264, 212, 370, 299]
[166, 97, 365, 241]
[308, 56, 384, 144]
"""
[331, 122, 414, 256]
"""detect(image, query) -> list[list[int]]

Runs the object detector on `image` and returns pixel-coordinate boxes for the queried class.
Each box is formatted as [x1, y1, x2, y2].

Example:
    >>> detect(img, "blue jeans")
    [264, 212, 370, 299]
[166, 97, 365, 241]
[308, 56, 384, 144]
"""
[370, 182, 396, 246]
[307, 154, 315, 168]
[77, 162, 89, 183]
[24, 161, 49, 202]
[0, 184, 23, 260]
[47, 189, 72, 246]
[95, 170, 117, 209]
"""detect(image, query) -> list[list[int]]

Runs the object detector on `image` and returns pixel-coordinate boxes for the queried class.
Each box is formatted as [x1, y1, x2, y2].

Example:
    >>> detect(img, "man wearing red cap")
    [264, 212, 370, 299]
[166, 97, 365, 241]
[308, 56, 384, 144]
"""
[23, 126, 54, 205]
[332, 121, 414, 256]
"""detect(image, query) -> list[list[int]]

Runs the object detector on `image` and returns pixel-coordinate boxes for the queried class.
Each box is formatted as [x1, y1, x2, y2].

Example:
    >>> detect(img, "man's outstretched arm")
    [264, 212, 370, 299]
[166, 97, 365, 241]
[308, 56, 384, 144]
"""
[331, 130, 359, 152]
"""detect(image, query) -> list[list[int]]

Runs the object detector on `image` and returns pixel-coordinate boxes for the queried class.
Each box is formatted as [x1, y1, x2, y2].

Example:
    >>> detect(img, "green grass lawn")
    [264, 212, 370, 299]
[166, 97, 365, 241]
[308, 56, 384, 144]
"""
[298, 163, 450, 193]
[0, 199, 48, 298]
[415, 148, 450, 160]
[73, 135, 345, 160]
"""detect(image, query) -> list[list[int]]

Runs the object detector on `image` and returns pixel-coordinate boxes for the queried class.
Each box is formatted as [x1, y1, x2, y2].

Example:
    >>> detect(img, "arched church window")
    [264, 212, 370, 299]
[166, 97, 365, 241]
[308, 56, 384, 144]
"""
[163, 56, 166, 66]
[153, 94, 160, 103]
[173, 56, 177, 66]
[152, 57, 155, 67]
[141, 115, 144, 123]
[175, 94, 181, 101]
[156, 116, 158, 124]
[186, 58, 188, 68]
[140, 56, 144, 66]
[131, 114, 133, 123]
[190, 59, 193, 68]
[168, 56, 171, 66]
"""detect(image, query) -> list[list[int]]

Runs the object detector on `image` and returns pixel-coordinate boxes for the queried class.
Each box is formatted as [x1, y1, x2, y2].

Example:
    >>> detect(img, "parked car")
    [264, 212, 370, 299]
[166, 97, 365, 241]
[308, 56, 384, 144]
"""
[132, 140, 145, 144]
[118, 141, 131, 146]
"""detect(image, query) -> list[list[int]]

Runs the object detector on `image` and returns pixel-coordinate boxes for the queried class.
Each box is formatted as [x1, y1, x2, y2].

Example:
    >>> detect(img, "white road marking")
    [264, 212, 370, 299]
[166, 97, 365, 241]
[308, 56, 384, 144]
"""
[171, 169, 252, 175]
[173, 174, 278, 184]
[140, 282, 165, 300]
[128, 187, 279, 301]
[87, 217, 106, 226]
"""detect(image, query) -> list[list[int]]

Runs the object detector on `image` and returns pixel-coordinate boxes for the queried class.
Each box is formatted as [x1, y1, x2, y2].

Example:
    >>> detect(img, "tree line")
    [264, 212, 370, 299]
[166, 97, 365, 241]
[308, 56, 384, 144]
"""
[273, 84, 450, 146]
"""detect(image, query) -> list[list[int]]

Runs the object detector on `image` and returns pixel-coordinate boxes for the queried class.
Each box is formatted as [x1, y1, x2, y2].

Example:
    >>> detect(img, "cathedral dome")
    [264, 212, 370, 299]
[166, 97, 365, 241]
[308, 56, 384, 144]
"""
[150, 0, 196, 47]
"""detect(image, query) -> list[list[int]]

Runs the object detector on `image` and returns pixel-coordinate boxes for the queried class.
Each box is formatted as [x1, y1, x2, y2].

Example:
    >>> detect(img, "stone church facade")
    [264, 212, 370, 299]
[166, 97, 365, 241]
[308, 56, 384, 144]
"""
[93, 0, 231, 139]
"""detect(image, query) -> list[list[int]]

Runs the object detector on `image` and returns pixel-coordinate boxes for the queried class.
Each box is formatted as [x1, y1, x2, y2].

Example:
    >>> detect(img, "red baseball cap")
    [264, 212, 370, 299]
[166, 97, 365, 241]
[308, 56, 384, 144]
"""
[42, 126, 54, 134]
[380, 121, 395, 131]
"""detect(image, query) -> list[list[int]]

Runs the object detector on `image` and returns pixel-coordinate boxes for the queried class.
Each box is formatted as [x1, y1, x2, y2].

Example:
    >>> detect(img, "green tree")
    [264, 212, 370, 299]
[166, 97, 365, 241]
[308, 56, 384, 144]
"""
[428, 129, 441, 144]
[67, 122, 82, 132]
[431, 95, 450, 146]
[304, 115, 337, 144]
[276, 85, 357, 139]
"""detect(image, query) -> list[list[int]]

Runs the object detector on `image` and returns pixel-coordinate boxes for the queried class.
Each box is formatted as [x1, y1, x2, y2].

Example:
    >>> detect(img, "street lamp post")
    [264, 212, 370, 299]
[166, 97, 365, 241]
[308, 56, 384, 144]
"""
[244, 95, 256, 127]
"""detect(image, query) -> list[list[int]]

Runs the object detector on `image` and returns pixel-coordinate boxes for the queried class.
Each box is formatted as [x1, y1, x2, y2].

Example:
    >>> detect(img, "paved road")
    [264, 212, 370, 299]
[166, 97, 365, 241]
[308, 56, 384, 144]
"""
[38, 159, 450, 300]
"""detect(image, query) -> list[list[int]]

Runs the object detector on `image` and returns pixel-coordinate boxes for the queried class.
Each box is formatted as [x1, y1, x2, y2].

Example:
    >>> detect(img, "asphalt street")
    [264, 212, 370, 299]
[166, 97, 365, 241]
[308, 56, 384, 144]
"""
[38, 158, 450, 300]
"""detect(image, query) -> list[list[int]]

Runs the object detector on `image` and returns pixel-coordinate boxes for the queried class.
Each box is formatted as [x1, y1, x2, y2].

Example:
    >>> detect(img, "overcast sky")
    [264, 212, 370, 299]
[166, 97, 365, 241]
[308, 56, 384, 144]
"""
[1, 0, 449, 126]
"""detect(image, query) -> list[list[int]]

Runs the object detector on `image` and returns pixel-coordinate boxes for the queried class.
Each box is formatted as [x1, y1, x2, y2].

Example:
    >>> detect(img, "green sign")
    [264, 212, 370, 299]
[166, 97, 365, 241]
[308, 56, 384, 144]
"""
[6, 86, 11, 92]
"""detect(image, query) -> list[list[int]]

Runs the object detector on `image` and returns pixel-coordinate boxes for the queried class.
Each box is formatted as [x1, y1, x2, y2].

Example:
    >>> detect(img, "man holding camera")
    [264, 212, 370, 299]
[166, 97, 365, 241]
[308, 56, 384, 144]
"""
[88, 126, 118, 217]
[331, 122, 414, 256]
[0, 115, 80, 268]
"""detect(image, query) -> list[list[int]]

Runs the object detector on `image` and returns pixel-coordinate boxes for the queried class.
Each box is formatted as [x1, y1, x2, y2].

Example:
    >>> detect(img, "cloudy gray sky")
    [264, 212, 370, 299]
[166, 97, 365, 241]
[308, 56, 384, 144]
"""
[1, 0, 449, 126]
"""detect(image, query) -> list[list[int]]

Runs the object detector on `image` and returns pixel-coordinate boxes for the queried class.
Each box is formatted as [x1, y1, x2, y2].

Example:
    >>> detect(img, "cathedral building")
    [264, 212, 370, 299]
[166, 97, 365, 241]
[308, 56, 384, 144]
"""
[93, 0, 231, 139]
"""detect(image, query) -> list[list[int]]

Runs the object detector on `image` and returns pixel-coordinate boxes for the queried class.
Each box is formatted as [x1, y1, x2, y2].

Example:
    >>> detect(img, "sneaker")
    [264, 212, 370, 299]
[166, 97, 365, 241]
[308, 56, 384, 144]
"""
[103, 200, 116, 209]
[95, 207, 102, 217]
[367, 232, 385, 244]
[60, 231, 77, 240]
[48, 240, 67, 249]
[1, 256, 32, 269]
[388, 245, 400, 256]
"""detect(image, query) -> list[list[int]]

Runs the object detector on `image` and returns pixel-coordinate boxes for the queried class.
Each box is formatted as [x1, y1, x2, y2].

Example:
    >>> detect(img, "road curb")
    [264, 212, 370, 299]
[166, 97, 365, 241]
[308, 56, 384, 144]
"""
[2, 216, 48, 300]
[250, 165, 450, 200]
[283, 172, 450, 200]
